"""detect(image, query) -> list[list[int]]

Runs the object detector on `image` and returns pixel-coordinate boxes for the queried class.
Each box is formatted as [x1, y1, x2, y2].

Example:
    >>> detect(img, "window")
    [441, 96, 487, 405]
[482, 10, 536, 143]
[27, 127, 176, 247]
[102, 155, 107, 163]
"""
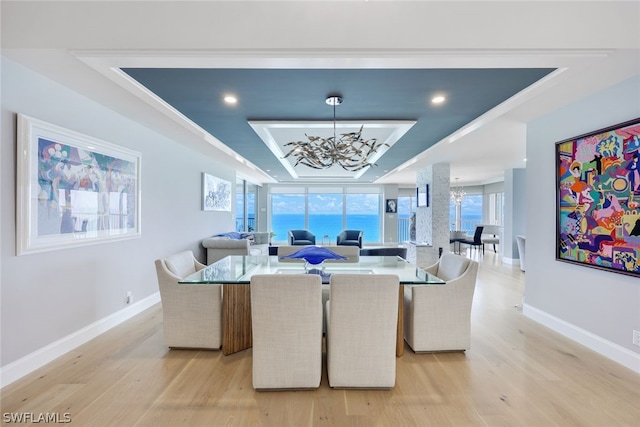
[487, 192, 504, 226]
[397, 193, 416, 242]
[271, 188, 305, 243]
[450, 192, 483, 234]
[346, 192, 381, 243]
[269, 186, 382, 244]
[309, 189, 343, 244]
[235, 179, 257, 232]
[235, 178, 244, 232]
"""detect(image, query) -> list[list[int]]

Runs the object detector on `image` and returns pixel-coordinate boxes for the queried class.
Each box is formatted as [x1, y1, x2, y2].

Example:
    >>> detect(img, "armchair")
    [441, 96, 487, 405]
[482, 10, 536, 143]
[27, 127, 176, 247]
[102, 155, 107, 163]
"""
[288, 229, 316, 246]
[154, 251, 222, 349]
[404, 252, 478, 352]
[336, 229, 363, 248]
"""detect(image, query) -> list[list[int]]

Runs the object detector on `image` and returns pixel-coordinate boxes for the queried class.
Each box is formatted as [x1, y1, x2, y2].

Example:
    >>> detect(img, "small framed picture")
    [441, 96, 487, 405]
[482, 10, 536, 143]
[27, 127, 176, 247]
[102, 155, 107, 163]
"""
[417, 185, 429, 207]
[202, 173, 232, 211]
[385, 198, 397, 213]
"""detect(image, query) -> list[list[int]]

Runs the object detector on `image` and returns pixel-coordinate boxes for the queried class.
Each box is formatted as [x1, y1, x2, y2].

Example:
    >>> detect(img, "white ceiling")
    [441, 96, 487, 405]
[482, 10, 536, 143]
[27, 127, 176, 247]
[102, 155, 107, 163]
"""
[2, 1, 639, 187]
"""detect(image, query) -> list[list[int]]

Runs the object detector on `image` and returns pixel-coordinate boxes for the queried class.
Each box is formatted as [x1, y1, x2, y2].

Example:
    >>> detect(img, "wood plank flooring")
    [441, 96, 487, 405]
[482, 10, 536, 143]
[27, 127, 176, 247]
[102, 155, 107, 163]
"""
[2, 251, 639, 426]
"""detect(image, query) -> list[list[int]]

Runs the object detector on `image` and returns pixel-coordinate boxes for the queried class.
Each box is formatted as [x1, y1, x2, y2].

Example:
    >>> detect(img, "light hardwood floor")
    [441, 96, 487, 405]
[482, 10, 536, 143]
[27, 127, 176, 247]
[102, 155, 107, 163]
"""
[2, 251, 639, 426]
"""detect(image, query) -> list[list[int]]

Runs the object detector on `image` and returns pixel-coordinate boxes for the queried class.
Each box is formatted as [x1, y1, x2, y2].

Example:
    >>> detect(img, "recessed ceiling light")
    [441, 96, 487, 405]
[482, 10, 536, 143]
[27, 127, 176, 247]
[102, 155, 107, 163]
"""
[223, 95, 237, 104]
[524, 158, 528, 162]
[431, 95, 446, 104]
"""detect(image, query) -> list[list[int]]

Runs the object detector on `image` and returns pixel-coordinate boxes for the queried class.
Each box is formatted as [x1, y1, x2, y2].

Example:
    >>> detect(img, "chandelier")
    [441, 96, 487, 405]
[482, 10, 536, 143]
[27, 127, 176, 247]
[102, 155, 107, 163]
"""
[451, 179, 466, 205]
[283, 96, 388, 172]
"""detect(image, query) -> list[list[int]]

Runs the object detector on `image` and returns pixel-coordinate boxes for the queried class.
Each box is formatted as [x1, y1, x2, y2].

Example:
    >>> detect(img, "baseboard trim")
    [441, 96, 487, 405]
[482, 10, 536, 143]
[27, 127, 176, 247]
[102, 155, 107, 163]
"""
[523, 303, 640, 374]
[501, 256, 520, 266]
[0, 292, 161, 389]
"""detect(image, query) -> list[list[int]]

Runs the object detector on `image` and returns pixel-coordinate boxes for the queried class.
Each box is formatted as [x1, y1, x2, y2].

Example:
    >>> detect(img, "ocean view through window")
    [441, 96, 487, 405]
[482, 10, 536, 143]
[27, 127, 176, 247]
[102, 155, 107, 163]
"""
[270, 187, 381, 244]
[450, 193, 483, 233]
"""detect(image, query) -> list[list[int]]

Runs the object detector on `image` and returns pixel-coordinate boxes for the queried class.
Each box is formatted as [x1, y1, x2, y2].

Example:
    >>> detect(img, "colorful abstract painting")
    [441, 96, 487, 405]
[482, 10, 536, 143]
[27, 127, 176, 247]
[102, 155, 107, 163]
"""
[556, 118, 640, 276]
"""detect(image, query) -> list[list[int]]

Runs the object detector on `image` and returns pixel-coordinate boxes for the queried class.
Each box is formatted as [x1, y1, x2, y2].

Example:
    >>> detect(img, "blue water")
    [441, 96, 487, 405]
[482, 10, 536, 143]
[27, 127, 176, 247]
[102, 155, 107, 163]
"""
[271, 214, 379, 243]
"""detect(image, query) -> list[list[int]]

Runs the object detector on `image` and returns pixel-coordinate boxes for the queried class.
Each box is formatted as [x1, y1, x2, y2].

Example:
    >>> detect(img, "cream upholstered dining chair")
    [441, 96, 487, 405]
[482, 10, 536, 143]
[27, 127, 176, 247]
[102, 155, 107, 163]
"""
[404, 252, 478, 352]
[250, 274, 323, 390]
[154, 251, 222, 349]
[325, 274, 399, 389]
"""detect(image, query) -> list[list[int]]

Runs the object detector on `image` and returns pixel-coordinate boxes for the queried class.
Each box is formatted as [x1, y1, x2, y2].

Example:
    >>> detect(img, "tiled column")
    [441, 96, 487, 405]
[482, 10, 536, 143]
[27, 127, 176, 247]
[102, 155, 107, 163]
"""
[414, 163, 450, 268]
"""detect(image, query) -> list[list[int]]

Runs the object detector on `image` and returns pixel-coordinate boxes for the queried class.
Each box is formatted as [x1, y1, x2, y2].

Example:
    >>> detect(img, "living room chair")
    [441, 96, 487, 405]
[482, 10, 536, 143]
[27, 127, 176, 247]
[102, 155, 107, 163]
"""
[154, 250, 222, 349]
[288, 229, 316, 246]
[325, 274, 399, 389]
[250, 274, 323, 389]
[459, 226, 485, 253]
[404, 252, 478, 352]
[336, 229, 363, 248]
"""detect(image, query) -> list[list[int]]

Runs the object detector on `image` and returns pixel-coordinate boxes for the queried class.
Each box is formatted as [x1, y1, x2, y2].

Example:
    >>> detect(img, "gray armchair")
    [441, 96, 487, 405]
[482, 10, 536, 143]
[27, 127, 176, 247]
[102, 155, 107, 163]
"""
[336, 230, 363, 248]
[288, 229, 316, 246]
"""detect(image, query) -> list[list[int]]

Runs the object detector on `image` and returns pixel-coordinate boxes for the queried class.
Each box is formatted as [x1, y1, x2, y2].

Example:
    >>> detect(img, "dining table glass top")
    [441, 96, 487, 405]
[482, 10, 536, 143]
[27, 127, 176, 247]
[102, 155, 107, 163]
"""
[179, 255, 445, 285]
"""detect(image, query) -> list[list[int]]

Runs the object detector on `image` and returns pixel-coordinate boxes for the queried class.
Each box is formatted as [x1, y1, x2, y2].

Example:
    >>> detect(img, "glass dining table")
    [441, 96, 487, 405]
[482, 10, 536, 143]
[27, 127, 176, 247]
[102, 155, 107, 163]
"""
[180, 255, 445, 356]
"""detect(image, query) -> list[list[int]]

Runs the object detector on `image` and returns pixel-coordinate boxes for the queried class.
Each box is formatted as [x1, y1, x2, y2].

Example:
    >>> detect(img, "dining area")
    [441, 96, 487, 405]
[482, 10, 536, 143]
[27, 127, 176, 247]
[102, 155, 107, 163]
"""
[156, 248, 478, 390]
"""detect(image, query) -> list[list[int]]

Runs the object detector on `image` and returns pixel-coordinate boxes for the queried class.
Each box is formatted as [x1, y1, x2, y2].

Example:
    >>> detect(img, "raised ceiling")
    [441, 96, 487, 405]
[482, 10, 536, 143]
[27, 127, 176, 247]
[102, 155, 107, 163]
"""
[121, 67, 554, 183]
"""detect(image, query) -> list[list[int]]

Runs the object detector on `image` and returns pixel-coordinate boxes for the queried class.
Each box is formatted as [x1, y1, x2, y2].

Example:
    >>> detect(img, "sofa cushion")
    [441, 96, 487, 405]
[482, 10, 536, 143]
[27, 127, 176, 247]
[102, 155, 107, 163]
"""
[240, 232, 255, 243]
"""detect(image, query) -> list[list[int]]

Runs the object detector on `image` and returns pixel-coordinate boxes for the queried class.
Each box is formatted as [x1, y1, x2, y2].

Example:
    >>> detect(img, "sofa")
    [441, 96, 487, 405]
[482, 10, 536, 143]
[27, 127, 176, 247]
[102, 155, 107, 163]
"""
[202, 231, 269, 264]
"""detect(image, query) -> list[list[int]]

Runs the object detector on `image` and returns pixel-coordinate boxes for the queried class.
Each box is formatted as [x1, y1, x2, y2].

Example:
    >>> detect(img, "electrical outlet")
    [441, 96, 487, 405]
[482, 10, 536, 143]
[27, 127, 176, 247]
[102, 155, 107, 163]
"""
[633, 330, 640, 346]
[126, 291, 133, 305]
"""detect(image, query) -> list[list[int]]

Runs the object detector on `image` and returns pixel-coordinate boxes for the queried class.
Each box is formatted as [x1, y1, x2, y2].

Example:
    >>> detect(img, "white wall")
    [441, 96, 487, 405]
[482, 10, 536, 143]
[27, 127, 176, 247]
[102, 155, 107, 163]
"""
[524, 75, 640, 371]
[0, 59, 237, 379]
[503, 168, 526, 260]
